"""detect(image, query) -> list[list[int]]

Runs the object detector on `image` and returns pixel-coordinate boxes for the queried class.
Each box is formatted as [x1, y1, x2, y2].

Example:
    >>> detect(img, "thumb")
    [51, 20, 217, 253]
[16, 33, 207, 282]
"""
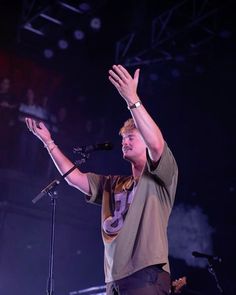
[134, 68, 140, 85]
[38, 121, 45, 129]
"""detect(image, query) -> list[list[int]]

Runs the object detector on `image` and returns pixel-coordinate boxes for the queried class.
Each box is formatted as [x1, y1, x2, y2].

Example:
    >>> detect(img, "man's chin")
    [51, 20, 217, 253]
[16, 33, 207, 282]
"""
[123, 153, 132, 162]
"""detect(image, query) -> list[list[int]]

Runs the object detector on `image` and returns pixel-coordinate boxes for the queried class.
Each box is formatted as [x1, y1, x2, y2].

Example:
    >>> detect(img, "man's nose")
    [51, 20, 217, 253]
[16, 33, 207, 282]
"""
[122, 138, 128, 145]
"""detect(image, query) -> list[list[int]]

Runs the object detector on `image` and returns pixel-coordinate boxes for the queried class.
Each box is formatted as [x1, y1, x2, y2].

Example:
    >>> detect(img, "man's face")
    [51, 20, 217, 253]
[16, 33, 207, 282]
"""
[121, 129, 146, 161]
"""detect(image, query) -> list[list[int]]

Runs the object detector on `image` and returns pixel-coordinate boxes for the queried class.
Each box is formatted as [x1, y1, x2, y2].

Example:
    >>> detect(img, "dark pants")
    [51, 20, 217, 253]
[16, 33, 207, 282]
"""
[106, 265, 170, 295]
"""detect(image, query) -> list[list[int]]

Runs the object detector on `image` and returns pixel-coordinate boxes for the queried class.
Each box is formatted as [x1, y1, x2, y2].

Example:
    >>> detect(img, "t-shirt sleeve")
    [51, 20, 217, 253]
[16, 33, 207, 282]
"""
[146, 141, 178, 187]
[85, 172, 106, 205]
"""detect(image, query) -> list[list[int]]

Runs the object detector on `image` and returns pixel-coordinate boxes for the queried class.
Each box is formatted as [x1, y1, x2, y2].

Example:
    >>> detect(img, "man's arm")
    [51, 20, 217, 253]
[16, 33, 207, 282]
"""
[108, 64, 164, 163]
[25, 118, 91, 195]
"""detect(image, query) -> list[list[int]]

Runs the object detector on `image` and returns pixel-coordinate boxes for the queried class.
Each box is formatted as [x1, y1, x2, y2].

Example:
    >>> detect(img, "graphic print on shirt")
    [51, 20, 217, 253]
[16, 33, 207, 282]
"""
[103, 187, 136, 235]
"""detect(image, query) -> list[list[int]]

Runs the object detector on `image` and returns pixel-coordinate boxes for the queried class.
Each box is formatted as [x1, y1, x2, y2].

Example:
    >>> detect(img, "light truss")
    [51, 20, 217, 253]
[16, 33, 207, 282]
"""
[17, 0, 88, 42]
[115, 0, 232, 67]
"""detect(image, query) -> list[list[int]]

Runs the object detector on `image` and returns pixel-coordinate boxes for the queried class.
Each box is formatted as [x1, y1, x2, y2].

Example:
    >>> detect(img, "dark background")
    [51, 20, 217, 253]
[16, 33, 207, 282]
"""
[0, 1, 235, 295]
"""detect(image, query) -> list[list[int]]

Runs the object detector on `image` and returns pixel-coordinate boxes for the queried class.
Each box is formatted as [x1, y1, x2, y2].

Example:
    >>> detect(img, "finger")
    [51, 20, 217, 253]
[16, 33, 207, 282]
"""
[108, 75, 121, 88]
[109, 70, 122, 83]
[112, 65, 129, 81]
[25, 117, 33, 131]
[35, 120, 44, 130]
[117, 64, 131, 79]
[38, 121, 44, 129]
[32, 120, 39, 133]
[25, 117, 30, 129]
[133, 68, 140, 85]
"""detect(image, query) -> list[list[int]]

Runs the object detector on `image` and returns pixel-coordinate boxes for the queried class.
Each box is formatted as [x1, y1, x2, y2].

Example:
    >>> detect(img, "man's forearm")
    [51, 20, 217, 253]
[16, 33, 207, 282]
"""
[45, 141, 90, 194]
[128, 97, 164, 161]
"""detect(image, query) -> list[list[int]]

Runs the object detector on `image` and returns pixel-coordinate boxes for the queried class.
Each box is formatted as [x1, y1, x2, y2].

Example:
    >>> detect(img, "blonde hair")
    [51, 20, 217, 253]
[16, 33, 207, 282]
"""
[119, 118, 137, 135]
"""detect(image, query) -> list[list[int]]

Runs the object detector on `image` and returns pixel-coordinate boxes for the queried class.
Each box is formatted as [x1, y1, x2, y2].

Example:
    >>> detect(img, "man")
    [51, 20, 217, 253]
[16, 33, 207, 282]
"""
[26, 65, 178, 295]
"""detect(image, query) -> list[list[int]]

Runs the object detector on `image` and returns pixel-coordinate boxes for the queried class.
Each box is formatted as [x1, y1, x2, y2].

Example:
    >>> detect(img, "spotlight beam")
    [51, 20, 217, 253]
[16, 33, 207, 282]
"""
[23, 23, 44, 36]
[40, 13, 63, 25]
[59, 1, 83, 14]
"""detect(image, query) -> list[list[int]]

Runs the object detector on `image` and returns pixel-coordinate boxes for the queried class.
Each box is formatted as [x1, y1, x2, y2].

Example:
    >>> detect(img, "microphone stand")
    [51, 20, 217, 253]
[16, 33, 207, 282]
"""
[32, 153, 89, 295]
[207, 258, 224, 294]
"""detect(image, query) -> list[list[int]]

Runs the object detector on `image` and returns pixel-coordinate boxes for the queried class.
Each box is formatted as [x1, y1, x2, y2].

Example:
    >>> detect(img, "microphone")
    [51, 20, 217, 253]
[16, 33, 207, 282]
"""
[192, 251, 222, 262]
[73, 142, 113, 153]
[32, 179, 60, 204]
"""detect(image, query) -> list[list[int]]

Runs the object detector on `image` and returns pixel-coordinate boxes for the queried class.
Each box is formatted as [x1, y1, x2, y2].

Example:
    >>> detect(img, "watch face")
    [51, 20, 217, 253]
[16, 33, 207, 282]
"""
[129, 101, 142, 109]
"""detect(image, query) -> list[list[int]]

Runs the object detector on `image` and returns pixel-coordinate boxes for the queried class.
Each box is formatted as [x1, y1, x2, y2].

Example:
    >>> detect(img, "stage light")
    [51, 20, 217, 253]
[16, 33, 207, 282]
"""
[74, 29, 85, 40]
[58, 39, 69, 49]
[79, 2, 91, 12]
[44, 49, 54, 59]
[90, 17, 101, 30]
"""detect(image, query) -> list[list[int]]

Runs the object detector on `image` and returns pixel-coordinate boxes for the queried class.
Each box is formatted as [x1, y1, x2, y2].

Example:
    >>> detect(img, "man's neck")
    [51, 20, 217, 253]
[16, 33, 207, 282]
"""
[131, 160, 145, 180]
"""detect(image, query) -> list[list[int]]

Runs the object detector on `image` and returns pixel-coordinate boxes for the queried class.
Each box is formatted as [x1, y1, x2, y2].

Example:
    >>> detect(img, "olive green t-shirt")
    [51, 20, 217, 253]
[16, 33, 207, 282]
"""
[86, 142, 178, 283]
